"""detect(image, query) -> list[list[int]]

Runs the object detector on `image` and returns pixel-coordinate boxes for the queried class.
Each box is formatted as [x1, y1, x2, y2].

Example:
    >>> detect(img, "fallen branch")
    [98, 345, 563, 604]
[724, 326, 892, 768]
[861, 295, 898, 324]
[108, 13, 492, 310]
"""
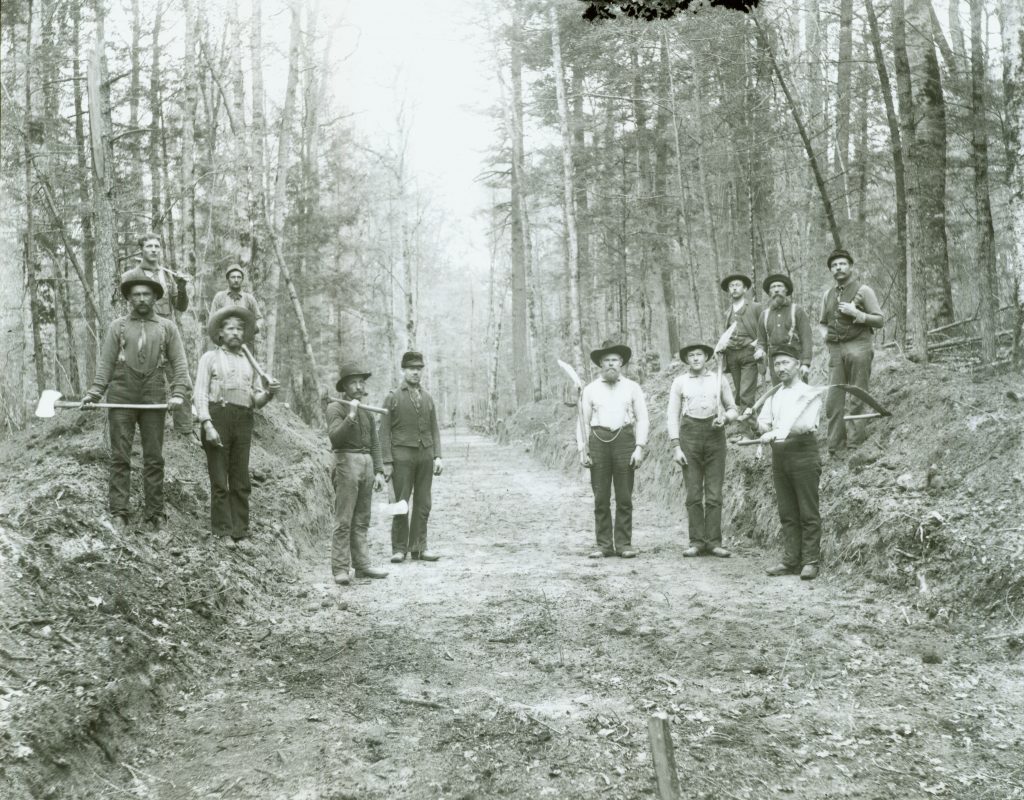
[397, 696, 444, 710]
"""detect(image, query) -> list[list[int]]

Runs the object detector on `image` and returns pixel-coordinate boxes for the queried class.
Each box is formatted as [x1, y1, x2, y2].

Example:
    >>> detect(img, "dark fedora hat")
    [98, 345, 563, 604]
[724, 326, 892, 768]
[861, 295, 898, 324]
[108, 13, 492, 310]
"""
[590, 339, 632, 366]
[770, 344, 801, 362]
[207, 304, 256, 343]
[826, 248, 854, 268]
[401, 350, 425, 368]
[719, 273, 752, 292]
[336, 362, 372, 393]
[119, 267, 164, 300]
[678, 343, 714, 361]
[762, 273, 794, 295]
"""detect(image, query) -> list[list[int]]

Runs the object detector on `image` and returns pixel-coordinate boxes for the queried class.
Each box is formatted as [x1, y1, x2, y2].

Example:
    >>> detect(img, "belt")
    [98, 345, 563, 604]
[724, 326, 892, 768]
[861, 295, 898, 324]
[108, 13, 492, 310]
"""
[211, 401, 252, 410]
[682, 415, 716, 424]
[333, 448, 371, 454]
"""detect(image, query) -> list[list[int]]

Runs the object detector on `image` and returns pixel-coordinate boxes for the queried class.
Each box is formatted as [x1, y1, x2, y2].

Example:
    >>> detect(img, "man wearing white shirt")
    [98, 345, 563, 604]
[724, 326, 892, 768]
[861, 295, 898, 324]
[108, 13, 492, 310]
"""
[577, 340, 649, 559]
[756, 345, 825, 580]
[667, 343, 739, 558]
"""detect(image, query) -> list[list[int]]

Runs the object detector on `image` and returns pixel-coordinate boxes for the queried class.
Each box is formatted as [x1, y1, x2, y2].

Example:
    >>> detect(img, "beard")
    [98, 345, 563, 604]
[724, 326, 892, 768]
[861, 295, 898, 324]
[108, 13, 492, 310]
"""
[770, 294, 791, 310]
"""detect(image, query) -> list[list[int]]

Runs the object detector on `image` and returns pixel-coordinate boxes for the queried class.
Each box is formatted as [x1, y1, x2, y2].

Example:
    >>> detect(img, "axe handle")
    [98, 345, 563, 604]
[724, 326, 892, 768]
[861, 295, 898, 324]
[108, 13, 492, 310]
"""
[329, 397, 389, 416]
[67, 401, 168, 410]
[844, 413, 883, 421]
[240, 344, 273, 385]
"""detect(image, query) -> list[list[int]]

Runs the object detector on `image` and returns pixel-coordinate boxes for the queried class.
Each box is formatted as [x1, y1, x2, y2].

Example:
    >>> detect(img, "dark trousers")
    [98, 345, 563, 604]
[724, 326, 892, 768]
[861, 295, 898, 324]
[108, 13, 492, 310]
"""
[332, 452, 373, 573]
[589, 425, 636, 553]
[725, 347, 758, 410]
[165, 360, 192, 433]
[679, 417, 727, 551]
[770, 434, 822, 567]
[825, 336, 874, 451]
[390, 445, 434, 554]
[201, 404, 253, 539]
[109, 408, 166, 520]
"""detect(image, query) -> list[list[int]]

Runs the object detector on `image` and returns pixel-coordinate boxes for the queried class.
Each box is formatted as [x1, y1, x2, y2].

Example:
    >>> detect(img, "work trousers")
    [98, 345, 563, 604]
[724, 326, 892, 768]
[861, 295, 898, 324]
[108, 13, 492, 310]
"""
[679, 417, 727, 551]
[390, 445, 434, 554]
[770, 433, 822, 568]
[165, 360, 192, 433]
[589, 425, 636, 553]
[825, 336, 874, 451]
[201, 404, 253, 539]
[107, 362, 168, 521]
[725, 347, 758, 410]
[332, 451, 374, 573]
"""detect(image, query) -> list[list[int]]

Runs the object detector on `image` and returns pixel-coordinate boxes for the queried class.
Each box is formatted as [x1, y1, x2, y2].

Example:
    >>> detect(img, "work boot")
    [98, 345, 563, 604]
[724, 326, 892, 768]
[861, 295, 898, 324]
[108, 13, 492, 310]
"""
[110, 515, 129, 534]
[412, 551, 440, 562]
[147, 515, 167, 535]
[682, 547, 704, 558]
[800, 564, 819, 581]
[588, 549, 613, 559]
[617, 548, 638, 559]
[333, 571, 351, 586]
[710, 546, 732, 558]
[390, 552, 406, 563]
[766, 563, 799, 577]
[354, 567, 388, 579]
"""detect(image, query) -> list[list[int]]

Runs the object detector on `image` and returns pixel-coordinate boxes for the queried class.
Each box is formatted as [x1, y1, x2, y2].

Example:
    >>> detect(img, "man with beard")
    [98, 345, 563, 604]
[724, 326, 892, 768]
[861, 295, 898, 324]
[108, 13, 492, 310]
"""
[194, 306, 280, 545]
[667, 343, 739, 558]
[82, 268, 190, 533]
[819, 249, 884, 454]
[757, 345, 826, 580]
[380, 351, 444, 563]
[327, 363, 389, 584]
[719, 274, 762, 425]
[578, 340, 650, 559]
[210, 265, 264, 341]
[756, 274, 813, 385]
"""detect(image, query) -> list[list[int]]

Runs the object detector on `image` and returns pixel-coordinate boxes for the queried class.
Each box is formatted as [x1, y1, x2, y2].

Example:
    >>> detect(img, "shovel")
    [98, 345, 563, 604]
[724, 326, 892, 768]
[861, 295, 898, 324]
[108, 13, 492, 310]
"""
[35, 389, 167, 418]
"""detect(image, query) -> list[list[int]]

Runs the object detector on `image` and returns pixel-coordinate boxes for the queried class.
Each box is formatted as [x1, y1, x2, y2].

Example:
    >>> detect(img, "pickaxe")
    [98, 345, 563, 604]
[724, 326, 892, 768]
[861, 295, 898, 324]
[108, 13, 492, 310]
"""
[35, 389, 167, 418]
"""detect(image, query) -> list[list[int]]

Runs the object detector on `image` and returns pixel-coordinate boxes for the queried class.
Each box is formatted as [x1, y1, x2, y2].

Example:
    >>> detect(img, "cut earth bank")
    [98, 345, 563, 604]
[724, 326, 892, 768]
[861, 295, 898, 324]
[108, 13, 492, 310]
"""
[1, 354, 1022, 798]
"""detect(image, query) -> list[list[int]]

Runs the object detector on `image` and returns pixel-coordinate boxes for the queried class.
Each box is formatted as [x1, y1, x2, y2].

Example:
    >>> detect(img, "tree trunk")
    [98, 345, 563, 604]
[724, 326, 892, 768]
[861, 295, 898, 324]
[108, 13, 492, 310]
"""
[87, 5, 115, 329]
[549, 6, 585, 376]
[571, 65, 594, 346]
[1001, 0, 1024, 369]
[181, 0, 198, 281]
[249, 0, 269, 292]
[71, 1, 96, 349]
[24, 0, 46, 395]
[970, 0, 999, 364]
[655, 34, 679, 356]
[834, 0, 854, 227]
[148, 4, 165, 239]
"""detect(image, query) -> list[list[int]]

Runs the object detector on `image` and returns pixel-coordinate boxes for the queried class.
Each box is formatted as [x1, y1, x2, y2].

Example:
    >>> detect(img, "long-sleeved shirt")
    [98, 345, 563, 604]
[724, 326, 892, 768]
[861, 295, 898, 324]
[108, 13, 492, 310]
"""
[576, 376, 649, 451]
[820, 280, 884, 343]
[89, 313, 190, 398]
[210, 290, 263, 331]
[193, 347, 261, 422]
[380, 381, 442, 462]
[757, 301, 814, 365]
[666, 371, 738, 444]
[756, 380, 824, 440]
[327, 399, 384, 473]
[724, 299, 763, 350]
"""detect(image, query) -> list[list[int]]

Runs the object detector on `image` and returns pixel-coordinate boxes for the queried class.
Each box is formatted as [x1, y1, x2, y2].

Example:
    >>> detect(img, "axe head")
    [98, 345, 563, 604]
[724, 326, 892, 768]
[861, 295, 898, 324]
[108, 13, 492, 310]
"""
[35, 389, 63, 418]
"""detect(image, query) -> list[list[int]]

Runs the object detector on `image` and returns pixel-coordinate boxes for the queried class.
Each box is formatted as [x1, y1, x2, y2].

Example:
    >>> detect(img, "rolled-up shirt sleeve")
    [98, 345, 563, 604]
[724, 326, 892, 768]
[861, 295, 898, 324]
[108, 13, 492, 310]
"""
[667, 377, 683, 445]
[193, 352, 214, 422]
[632, 383, 649, 447]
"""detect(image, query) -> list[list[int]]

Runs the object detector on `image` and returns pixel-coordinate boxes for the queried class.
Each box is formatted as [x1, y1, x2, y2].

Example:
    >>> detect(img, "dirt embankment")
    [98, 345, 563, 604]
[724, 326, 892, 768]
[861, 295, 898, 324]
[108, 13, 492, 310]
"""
[0, 405, 332, 797]
[505, 353, 1024, 622]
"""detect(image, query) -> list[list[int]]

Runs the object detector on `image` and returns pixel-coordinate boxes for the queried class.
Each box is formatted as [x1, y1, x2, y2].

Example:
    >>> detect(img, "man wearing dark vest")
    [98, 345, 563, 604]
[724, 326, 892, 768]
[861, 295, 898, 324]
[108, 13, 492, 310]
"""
[82, 268, 190, 533]
[380, 351, 443, 563]
[719, 273, 763, 415]
[819, 249, 884, 454]
[757, 273, 813, 385]
[210, 266, 264, 339]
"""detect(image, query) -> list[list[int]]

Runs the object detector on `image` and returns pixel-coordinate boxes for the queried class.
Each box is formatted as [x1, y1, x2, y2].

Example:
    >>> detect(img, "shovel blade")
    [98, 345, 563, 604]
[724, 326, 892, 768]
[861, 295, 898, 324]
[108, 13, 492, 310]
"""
[35, 389, 63, 418]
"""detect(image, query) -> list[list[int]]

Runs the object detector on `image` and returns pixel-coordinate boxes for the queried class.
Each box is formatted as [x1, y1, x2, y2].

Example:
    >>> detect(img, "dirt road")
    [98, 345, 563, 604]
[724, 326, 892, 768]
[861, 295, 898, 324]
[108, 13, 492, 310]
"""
[85, 432, 1022, 799]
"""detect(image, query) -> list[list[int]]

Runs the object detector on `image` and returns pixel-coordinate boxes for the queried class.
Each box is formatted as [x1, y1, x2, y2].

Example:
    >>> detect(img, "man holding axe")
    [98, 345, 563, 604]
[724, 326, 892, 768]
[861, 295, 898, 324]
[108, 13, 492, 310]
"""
[193, 306, 279, 545]
[667, 343, 739, 558]
[327, 363, 389, 584]
[82, 268, 191, 533]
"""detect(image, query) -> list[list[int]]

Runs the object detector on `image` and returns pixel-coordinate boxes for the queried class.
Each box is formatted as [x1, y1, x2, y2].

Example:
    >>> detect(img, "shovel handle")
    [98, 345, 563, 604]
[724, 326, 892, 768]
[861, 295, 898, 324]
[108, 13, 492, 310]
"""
[328, 397, 389, 416]
[844, 413, 883, 421]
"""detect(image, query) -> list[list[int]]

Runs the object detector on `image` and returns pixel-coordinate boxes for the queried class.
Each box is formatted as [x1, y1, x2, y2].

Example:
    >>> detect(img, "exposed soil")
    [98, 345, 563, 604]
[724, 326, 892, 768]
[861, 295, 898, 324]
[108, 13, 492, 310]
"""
[19, 429, 1022, 799]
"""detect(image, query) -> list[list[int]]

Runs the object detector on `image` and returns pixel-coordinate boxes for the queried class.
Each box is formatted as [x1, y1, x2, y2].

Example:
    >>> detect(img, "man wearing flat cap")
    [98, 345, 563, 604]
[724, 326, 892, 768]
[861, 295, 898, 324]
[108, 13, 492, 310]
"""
[719, 274, 763, 421]
[327, 364, 389, 584]
[380, 351, 444, 563]
[757, 273, 813, 385]
[210, 265, 263, 340]
[194, 306, 280, 545]
[82, 268, 191, 533]
[667, 343, 739, 558]
[578, 340, 649, 559]
[819, 249, 884, 454]
[756, 344, 826, 580]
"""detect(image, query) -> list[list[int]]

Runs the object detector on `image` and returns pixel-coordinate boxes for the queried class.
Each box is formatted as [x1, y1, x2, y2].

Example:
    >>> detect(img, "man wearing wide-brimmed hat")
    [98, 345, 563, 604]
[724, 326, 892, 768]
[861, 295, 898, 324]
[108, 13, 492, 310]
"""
[327, 363, 389, 584]
[756, 273, 813, 385]
[380, 351, 444, 563]
[193, 305, 279, 545]
[210, 265, 263, 339]
[82, 268, 191, 533]
[667, 343, 740, 558]
[719, 273, 763, 417]
[577, 339, 649, 559]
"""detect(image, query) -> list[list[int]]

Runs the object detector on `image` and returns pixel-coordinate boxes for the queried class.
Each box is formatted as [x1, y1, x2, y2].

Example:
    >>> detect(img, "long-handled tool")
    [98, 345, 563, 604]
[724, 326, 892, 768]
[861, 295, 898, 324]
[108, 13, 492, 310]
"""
[713, 322, 738, 421]
[35, 389, 167, 418]
[557, 358, 589, 461]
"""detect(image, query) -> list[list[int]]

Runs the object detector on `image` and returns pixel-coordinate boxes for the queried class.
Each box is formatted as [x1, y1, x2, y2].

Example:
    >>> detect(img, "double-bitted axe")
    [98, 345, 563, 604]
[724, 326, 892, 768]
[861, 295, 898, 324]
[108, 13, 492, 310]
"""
[35, 389, 167, 418]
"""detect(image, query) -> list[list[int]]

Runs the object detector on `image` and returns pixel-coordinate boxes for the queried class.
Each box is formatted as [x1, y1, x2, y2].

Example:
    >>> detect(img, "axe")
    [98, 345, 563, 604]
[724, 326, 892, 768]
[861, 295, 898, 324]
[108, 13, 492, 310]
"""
[35, 389, 167, 418]
[713, 323, 738, 419]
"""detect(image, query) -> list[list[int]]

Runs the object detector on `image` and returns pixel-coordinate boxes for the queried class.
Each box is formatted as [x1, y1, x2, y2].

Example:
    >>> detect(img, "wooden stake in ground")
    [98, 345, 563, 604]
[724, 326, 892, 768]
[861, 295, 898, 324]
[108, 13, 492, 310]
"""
[647, 712, 681, 800]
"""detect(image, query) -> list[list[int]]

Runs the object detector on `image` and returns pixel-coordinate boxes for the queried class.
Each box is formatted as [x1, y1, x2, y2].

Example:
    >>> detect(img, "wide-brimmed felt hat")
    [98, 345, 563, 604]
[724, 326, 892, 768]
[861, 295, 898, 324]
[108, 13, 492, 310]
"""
[590, 339, 632, 366]
[336, 362, 372, 392]
[762, 273, 793, 295]
[678, 343, 714, 361]
[119, 267, 164, 300]
[771, 344, 801, 362]
[826, 248, 854, 268]
[719, 273, 752, 292]
[225, 265, 245, 279]
[401, 350, 425, 368]
[207, 304, 256, 344]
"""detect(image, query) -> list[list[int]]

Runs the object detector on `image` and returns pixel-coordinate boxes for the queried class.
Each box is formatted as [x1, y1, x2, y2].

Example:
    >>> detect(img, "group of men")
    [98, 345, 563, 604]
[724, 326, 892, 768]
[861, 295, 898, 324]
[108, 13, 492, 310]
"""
[577, 248, 885, 580]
